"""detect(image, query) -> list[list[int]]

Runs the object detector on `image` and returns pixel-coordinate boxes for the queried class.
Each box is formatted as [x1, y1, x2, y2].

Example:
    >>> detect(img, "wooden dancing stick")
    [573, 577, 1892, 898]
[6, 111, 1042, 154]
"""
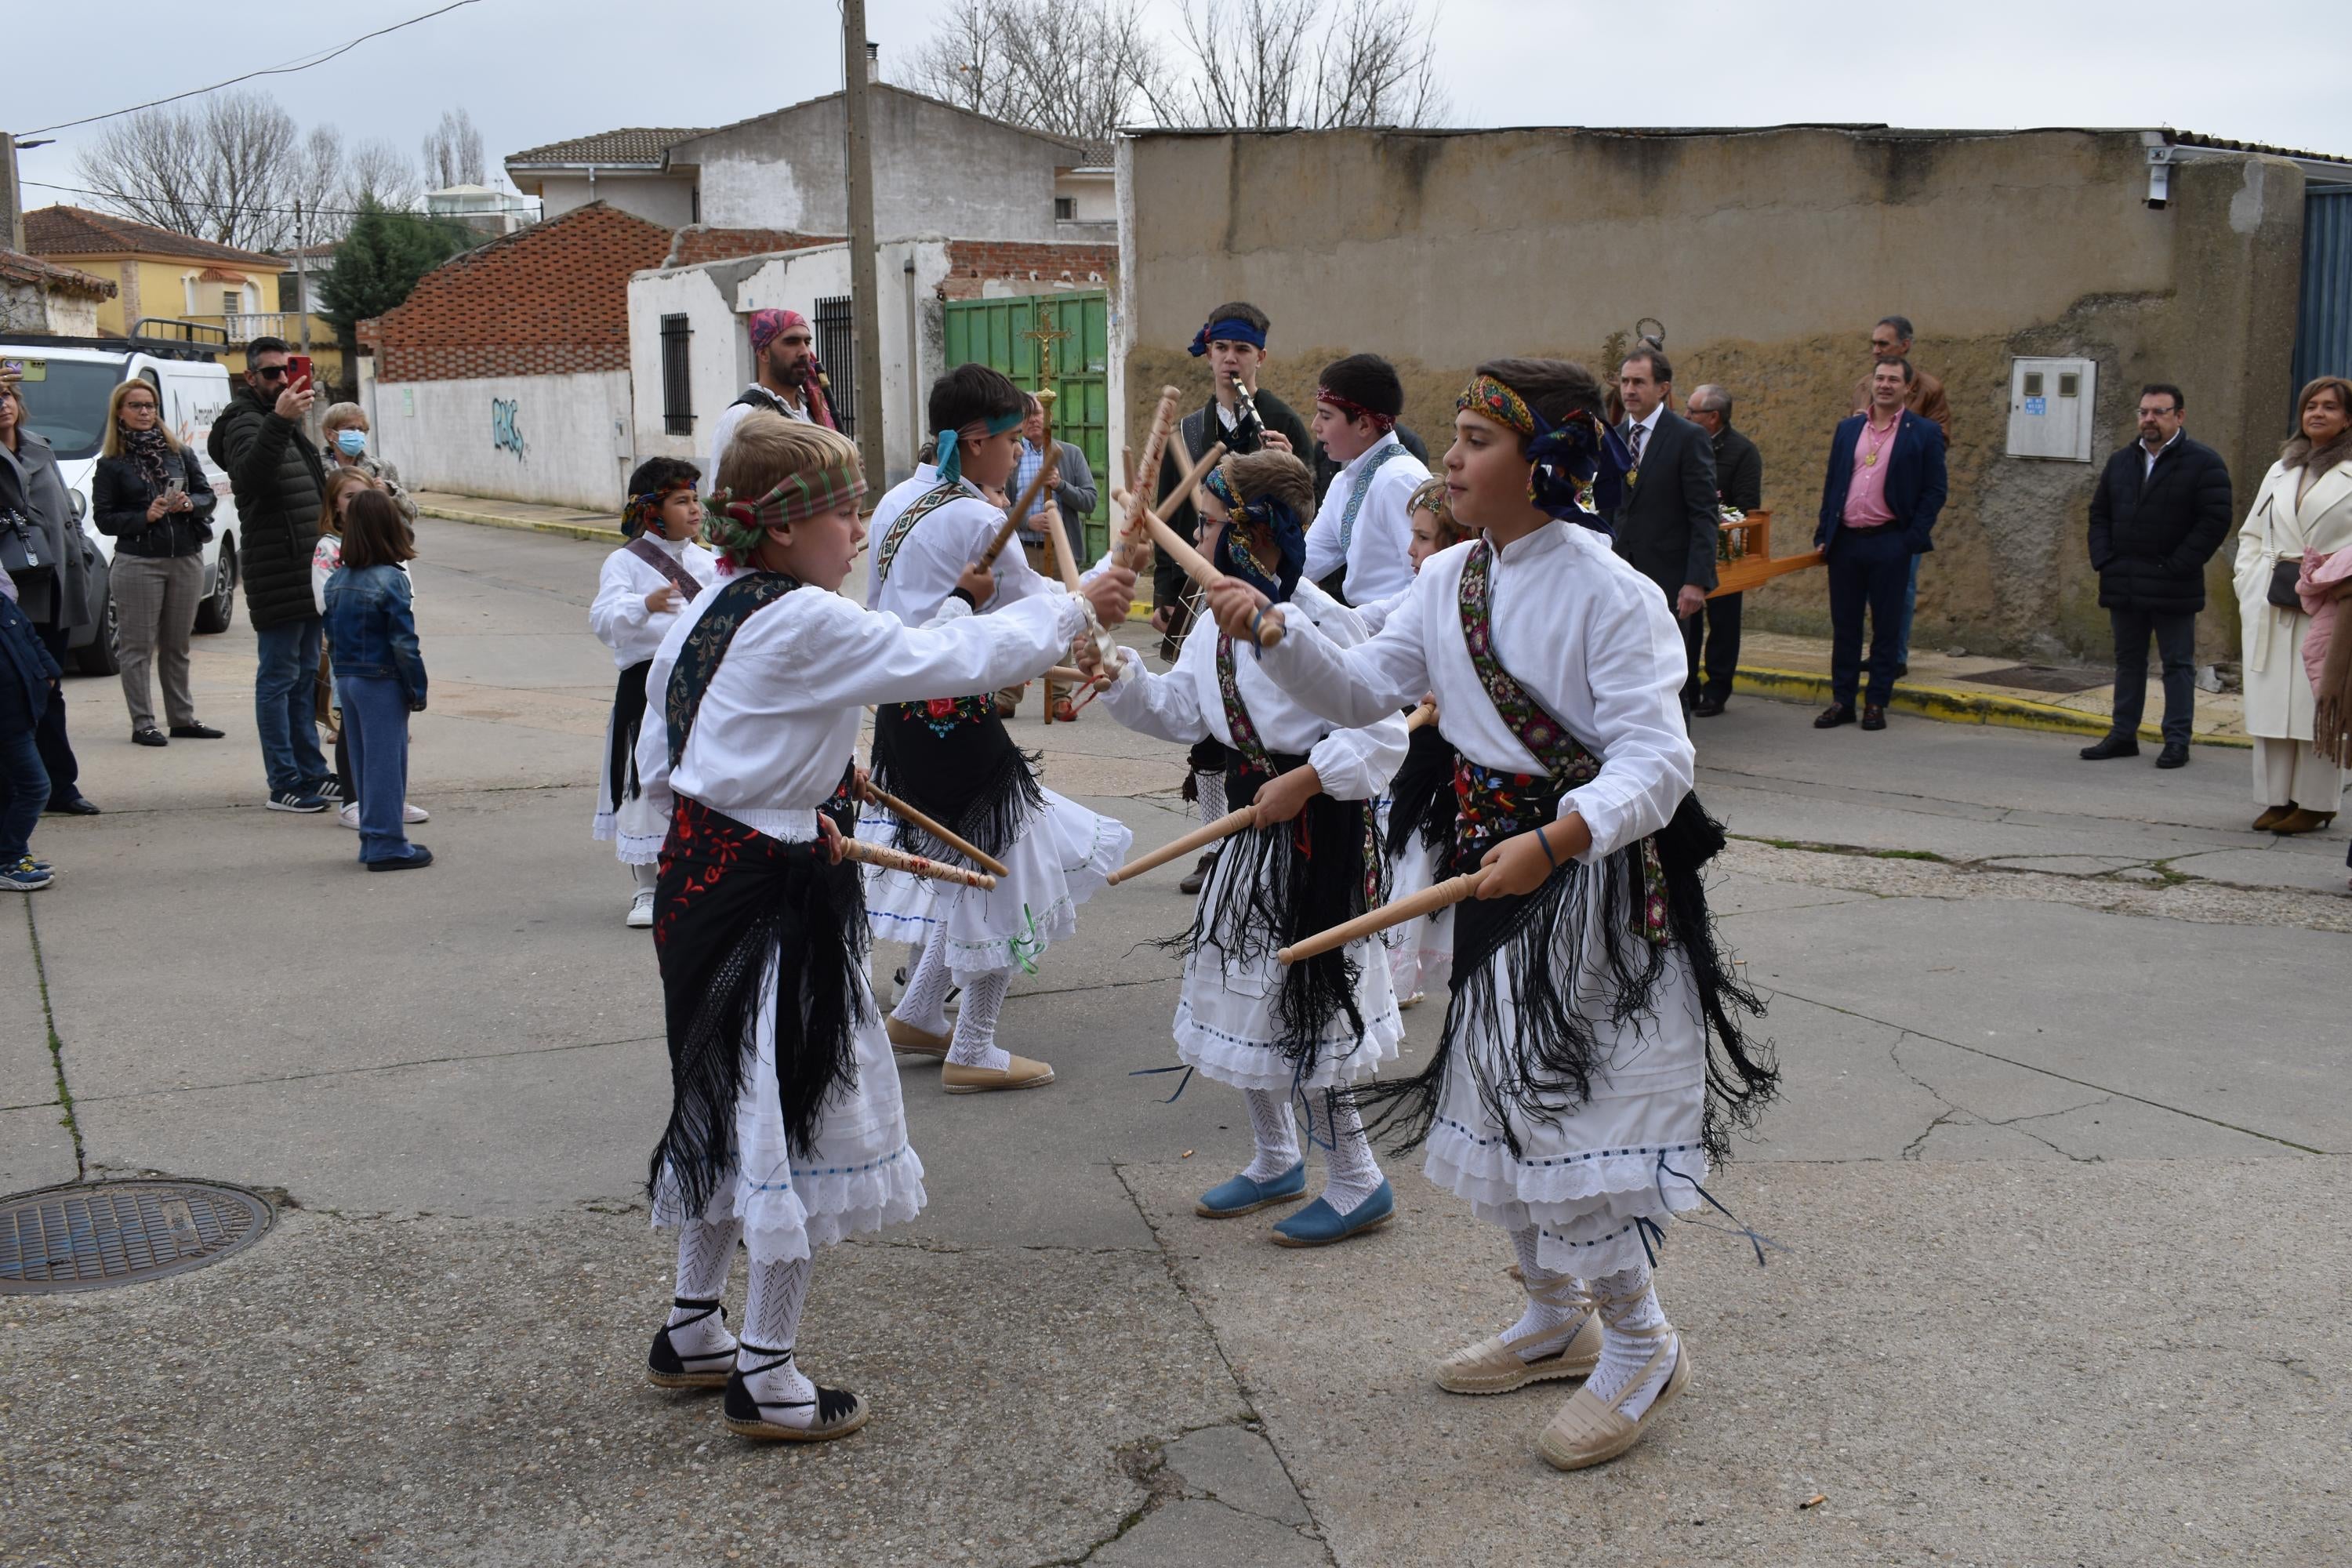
[977, 443, 1065, 571]
[859, 779, 1011, 879]
[1045, 664, 1110, 687]
[1139, 493, 1284, 648]
[1277, 869, 1490, 966]
[1104, 804, 1257, 886]
[1406, 699, 1437, 731]
[1114, 387, 1184, 569]
[841, 837, 998, 890]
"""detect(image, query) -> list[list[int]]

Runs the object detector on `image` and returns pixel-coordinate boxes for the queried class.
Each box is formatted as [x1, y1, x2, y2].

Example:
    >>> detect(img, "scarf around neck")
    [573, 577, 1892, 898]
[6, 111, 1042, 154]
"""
[123, 426, 174, 489]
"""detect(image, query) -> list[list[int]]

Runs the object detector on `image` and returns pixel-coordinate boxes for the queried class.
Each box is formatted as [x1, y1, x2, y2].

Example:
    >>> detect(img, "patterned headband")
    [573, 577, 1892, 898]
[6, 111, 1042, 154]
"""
[747, 308, 809, 355]
[1316, 386, 1396, 434]
[704, 463, 866, 561]
[622, 480, 696, 539]
[1202, 462, 1239, 510]
[1457, 373, 1542, 438]
[1457, 374, 1606, 521]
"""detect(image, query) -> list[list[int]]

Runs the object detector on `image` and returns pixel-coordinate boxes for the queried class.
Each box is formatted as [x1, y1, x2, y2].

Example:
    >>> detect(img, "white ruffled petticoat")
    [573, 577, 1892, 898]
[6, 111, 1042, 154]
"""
[591, 703, 668, 865]
[1171, 839, 1403, 1093]
[860, 786, 1131, 978]
[1381, 837, 1456, 1000]
[651, 960, 927, 1266]
[1419, 873, 1708, 1279]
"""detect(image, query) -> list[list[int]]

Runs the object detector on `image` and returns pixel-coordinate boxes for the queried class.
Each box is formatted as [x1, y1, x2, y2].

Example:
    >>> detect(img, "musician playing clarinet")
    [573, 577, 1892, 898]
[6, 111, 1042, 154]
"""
[1158, 303, 1314, 893]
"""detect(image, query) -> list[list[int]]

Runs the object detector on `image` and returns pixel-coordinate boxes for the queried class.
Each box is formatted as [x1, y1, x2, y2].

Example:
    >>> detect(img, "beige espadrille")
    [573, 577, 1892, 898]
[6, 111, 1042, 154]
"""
[941, 1053, 1056, 1094]
[884, 1016, 952, 1057]
[1535, 1323, 1690, 1472]
[1436, 1274, 1601, 1395]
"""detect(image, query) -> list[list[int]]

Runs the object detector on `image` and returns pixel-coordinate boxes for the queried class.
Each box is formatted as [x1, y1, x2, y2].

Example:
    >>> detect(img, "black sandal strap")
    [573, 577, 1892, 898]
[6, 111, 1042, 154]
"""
[668, 1296, 726, 1329]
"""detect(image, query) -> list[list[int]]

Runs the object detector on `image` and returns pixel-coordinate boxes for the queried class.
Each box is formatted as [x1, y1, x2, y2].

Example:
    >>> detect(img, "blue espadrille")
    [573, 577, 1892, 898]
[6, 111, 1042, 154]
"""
[1195, 1160, 1308, 1218]
[1270, 1178, 1396, 1247]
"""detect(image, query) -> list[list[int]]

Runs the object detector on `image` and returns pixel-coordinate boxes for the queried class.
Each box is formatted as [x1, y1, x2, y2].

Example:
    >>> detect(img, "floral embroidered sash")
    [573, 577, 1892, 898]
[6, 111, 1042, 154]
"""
[1214, 633, 1275, 776]
[665, 571, 803, 768]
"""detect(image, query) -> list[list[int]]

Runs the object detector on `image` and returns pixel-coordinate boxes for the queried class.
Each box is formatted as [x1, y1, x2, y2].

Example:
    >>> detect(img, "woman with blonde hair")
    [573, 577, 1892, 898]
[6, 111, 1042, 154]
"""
[93, 379, 223, 746]
[2234, 376, 2352, 833]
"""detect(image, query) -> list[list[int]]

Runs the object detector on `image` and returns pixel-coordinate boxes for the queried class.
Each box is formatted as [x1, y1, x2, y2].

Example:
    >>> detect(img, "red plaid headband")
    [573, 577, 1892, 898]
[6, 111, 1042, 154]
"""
[1316, 386, 1396, 433]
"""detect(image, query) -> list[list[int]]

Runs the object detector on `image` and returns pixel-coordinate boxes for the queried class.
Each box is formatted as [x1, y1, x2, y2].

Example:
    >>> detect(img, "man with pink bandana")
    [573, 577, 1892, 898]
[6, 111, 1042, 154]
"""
[706, 309, 840, 482]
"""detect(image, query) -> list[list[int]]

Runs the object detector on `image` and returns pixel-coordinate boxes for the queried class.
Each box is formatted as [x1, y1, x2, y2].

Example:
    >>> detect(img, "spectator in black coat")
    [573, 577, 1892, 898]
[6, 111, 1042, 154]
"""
[1685, 384, 1762, 715]
[1604, 348, 1720, 646]
[209, 337, 332, 811]
[2081, 383, 2234, 768]
[93, 379, 224, 748]
[0, 375, 94, 814]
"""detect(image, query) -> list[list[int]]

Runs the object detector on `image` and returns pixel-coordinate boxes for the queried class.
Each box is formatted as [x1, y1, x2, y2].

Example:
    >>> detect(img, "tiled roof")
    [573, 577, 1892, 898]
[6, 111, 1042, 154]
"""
[504, 128, 707, 168]
[23, 205, 283, 268]
[0, 248, 118, 299]
[2171, 129, 2352, 166]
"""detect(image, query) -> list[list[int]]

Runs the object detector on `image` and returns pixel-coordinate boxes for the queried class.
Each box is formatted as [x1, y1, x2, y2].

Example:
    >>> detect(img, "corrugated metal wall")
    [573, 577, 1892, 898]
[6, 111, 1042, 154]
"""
[2292, 187, 2352, 398]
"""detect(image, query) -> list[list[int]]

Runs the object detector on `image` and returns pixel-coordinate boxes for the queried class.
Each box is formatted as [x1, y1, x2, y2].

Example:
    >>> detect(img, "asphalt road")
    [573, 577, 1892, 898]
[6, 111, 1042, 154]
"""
[3, 520, 2344, 1567]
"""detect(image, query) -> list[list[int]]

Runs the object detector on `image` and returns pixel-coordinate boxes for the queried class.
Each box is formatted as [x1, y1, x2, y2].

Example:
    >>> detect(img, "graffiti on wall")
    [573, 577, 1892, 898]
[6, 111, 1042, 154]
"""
[491, 397, 527, 461]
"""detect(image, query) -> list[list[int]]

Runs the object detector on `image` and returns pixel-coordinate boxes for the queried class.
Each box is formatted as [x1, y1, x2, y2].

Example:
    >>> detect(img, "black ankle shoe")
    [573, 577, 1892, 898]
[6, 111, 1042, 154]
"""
[648, 1297, 736, 1390]
[2156, 741, 2190, 769]
[132, 728, 168, 748]
[2079, 734, 2139, 760]
[723, 1345, 869, 1442]
[1860, 704, 1887, 731]
[169, 722, 226, 739]
[1813, 703, 1857, 729]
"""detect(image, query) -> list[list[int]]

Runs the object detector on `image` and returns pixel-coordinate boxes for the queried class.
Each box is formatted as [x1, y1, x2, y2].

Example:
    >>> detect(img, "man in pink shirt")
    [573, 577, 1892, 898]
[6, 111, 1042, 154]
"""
[1813, 360, 1949, 730]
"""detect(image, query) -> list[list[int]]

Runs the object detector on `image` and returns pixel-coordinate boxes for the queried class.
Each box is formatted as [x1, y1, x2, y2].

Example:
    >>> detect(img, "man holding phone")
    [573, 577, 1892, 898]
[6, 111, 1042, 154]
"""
[209, 337, 334, 812]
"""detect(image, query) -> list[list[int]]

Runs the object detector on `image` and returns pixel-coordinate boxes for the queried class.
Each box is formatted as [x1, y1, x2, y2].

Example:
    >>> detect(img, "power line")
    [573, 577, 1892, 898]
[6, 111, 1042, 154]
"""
[22, 177, 442, 223]
[21, 0, 485, 136]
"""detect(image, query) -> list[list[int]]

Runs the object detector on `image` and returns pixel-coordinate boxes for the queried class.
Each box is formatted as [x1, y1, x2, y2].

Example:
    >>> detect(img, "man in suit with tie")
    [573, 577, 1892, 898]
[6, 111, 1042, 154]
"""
[1607, 347, 1719, 701]
[1814, 359, 1949, 731]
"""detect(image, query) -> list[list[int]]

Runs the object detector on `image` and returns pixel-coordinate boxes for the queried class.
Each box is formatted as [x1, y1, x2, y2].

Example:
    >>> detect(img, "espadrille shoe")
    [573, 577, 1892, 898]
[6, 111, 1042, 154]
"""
[646, 1298, 737, 1390]
[722, 1347, 869, 1443]
[941, 1054, 1056, 1094]
[885, 1016, 952, 1056]
[1535, 1327, 1691, 1472]
[1437, 1278, 1601, 1395]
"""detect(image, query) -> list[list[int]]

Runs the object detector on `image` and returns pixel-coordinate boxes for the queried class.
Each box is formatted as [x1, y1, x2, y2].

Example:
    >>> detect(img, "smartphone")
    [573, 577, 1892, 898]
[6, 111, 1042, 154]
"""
[287, 353, 314, 391]
[162, 478, 186, 503]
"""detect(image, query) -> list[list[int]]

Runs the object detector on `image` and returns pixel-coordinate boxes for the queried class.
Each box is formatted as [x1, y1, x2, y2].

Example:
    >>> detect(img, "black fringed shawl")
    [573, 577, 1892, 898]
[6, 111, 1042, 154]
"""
[1356, 543, 1777, 1167]
[645, 572, 869, 1213]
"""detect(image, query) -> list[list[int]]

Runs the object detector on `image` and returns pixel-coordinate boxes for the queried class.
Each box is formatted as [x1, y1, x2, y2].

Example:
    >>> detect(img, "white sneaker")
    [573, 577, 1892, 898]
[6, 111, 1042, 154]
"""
[338, 802, 361, 830]
[627, 888, 656, 928]
[402, 802, 430, 824]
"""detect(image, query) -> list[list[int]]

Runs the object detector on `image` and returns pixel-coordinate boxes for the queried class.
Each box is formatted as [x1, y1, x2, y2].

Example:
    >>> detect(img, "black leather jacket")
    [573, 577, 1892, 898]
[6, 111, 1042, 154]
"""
[93, 448, 217, 559]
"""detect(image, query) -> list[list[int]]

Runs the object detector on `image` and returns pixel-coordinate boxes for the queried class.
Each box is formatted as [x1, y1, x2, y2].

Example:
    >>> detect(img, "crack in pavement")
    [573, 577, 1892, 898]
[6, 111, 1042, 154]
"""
[1886, 1031, 2110, 1164]
[56, 1030, 670, 1107]
[20, 898, 84, 1180]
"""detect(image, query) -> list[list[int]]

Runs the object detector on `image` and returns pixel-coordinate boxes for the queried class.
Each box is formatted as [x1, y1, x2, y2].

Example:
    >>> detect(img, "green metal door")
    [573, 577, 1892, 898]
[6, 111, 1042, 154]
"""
[941, 292, 1110, 559]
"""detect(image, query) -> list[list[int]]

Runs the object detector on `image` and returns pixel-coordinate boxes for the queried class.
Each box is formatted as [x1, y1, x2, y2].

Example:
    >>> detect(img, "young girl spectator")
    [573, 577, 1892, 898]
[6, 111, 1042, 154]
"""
[321, 490, 430, 871]
[315, 471, 426, 832]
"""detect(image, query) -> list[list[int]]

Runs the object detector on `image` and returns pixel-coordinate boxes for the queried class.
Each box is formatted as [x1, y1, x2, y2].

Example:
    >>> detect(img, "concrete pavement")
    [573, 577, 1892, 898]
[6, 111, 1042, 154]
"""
[2, 519, 2345, 1567]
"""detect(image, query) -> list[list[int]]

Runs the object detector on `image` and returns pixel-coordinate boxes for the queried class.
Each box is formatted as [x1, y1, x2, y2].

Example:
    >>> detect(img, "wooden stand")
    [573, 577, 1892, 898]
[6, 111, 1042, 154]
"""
[1708, 508, 1824, 597]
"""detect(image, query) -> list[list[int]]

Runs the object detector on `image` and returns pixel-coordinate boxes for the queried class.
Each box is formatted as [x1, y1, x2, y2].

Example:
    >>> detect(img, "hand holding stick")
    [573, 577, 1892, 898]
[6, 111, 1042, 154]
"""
[1406, 699, 1437, 732]
[1277, 869, 1489, 965]
[859, 779, 1011, 878]
[1138, 494, 1282, 646]
[1105, 805, 1256, 886]
[841, 837, 999, 890]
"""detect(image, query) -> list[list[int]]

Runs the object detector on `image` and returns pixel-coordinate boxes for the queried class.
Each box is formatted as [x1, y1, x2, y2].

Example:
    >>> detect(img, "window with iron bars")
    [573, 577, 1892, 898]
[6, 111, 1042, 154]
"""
[813, 295, 855, 438]
[660, 314, 692, 436]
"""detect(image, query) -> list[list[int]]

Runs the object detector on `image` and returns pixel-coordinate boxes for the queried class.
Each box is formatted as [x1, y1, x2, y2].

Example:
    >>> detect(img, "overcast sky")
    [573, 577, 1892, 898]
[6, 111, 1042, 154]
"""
[14, 0, 2352, 212]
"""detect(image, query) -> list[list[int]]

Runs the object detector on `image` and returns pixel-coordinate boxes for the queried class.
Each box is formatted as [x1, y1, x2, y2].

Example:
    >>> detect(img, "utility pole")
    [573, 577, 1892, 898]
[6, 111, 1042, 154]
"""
[293, 198, 314, 354]
[2, 132, 27, 253]
[841, 0, 887, 490]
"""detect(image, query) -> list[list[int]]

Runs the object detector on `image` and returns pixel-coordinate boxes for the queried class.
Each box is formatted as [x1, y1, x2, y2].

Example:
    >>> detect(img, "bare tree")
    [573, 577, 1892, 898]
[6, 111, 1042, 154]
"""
[901, 0, 1167, 144]
[1167, 0, 1447, 129]
[75, 90, 303, 250]
[341, 139, 423, 212]
[421, 108, 485, 188]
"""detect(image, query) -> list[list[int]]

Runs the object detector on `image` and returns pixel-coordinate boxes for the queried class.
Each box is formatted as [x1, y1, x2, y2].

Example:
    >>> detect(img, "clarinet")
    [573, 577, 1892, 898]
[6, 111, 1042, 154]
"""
[1225, 370, 1266, 453]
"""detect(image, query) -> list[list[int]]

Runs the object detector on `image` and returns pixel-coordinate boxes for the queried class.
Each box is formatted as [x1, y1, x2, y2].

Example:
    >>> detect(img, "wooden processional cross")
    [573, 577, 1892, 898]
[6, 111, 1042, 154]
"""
[1022, 307, 1078, 720]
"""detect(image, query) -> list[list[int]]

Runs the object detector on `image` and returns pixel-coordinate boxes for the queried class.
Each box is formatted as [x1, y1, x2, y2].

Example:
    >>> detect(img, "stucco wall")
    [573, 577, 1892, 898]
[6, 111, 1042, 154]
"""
[372, 368, 633, 510]
[1119, 127, 2307, 661]
[626, 240, 953, 490]
[681, 88, 1071, 243]
[533, 172, 699, 230]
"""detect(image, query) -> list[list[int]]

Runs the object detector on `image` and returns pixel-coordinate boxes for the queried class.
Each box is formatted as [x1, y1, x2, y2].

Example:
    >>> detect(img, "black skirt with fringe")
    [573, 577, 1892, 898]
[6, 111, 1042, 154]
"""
[647, 797, 869, 1214]
[868, 700, 1043, 862]
[1382, 722, 1457, 860]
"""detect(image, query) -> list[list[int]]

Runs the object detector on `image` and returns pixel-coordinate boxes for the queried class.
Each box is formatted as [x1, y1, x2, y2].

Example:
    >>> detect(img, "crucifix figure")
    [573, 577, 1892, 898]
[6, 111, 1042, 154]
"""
[1021, 307, 1079, 722]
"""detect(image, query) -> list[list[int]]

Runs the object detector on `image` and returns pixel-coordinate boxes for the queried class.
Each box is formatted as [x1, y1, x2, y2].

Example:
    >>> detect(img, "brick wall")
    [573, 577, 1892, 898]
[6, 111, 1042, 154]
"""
[666, 227, 845, 267]
[376, 203, 674, 383]
[938, 239, 1117, 300]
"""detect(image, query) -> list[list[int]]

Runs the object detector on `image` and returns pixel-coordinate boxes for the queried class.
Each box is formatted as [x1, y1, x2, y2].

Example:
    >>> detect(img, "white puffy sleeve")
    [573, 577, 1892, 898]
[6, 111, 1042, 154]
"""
[1559, 575, 1694, 861]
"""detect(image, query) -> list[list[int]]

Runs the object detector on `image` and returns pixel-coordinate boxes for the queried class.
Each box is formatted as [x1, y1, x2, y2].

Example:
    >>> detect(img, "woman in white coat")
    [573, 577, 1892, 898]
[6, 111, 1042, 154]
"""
[2234, 376, 2352, 833]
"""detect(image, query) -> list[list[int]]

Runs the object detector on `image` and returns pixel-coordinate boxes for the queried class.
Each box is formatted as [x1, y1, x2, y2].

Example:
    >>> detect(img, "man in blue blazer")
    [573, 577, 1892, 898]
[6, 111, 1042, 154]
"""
[1813, 360, 1948, 730]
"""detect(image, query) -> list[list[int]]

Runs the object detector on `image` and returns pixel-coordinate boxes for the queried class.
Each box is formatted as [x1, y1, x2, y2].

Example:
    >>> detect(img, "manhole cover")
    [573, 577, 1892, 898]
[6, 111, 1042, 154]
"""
[0, 1181, 273, 1295]
[1972, 664, 2109, 694]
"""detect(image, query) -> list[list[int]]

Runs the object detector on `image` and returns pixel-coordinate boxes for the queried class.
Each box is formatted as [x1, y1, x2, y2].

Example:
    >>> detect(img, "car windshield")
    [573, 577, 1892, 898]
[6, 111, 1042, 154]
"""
[3, 357, 125, 461]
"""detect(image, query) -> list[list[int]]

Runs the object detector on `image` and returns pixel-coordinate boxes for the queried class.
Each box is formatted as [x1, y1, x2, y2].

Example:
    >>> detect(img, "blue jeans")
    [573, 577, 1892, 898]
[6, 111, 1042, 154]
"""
[1827, 527, 1913, 709]
[0, 673, 49, 865]
[255, 616, 328, 794]
[336, 673, 412, 862]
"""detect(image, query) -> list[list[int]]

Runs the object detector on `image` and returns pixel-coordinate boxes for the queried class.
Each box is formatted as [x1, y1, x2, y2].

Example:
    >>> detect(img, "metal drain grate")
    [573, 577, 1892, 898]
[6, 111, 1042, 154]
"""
[1970, 664, 2110, 695]
[0, 1181, 273, 1295]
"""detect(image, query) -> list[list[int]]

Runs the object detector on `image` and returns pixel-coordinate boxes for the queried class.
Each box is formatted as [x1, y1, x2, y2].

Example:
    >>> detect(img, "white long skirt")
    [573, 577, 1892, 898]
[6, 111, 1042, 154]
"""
[1421, 873, 1708, 1280]
[1172, 837, 1404, 1094]
[651, 960, 927, 1267]
[1381, 837, 1456, 1000]
[861, 786, 1131, 979]
[590, 700, 667, 866]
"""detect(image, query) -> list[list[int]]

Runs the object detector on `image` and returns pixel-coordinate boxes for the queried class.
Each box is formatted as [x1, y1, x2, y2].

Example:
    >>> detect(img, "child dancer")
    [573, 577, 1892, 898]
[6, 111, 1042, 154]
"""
[1378, 479, 1474, 1006]
[320, 490, 430, 871]
[1204, 358, 1774, 1471]
[590, 458, 716, 927]
[1101, 450, 1407, 1244]
[862, 365, 1134, 1094]
[635, 413, 1131, 1441]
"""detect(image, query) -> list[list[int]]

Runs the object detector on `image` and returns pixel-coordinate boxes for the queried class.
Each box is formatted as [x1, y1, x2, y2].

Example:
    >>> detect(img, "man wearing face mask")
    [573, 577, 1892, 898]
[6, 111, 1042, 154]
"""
[321, 404, 418, 524]
[707, 309, 840, 484]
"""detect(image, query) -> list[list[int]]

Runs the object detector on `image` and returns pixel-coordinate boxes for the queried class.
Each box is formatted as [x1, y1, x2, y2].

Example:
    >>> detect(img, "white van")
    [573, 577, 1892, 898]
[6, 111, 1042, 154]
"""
[0, 336, 243, 673]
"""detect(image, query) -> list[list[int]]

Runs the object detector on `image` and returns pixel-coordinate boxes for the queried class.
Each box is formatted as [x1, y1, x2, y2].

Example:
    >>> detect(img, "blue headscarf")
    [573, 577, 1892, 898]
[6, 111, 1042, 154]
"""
[1206, 466, 1306, 603]
[1188, 317, 1268, 358]
[934, 408, 1025, 486]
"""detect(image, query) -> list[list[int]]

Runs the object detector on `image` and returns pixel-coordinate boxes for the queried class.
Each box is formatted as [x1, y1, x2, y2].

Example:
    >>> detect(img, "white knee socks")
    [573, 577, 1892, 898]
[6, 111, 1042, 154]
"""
[1196, 768, 1227, 824]
[892, 932, 955, 1036]
[632, 861, 659, 891]
[1305, 1089, 1384, 1215]
[1240, 1089, 1301, 1181]
[738, 1254, 819, 1425]
[1502, 1225, 1590, 1362]
[1587, 1262, 1678, 1418]
[666, 1216, 742, 1360]
[946, 968, 1012, 1072]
